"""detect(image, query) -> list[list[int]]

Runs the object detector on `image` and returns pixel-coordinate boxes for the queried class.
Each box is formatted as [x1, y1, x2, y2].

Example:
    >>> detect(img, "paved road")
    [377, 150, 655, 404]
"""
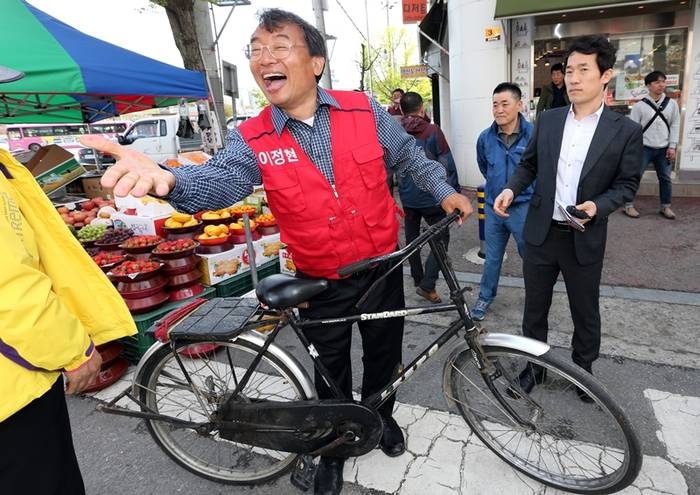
[70, 267, 700, 495]
[68, 194, 700, 494]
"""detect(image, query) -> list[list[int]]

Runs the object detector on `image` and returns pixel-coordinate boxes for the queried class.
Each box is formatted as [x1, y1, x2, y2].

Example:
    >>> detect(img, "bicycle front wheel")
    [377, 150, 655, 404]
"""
[136, 338, 311, 484]
[443, 345, 642, 494]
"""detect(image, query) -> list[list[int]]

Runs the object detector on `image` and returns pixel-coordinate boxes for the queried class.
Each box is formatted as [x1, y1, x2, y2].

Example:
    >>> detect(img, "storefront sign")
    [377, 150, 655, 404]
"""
[400, 64, 428, 78]
[666, 74, 680, 87]
[485, 26, 502, 42]
[615, 73, 647, 100]
[402, 0, 427, 23]
[513, 19, 530, 48]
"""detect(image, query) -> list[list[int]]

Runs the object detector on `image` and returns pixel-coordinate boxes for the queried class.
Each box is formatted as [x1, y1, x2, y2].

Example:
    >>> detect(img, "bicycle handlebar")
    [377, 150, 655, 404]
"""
[337, 209, 463, 277]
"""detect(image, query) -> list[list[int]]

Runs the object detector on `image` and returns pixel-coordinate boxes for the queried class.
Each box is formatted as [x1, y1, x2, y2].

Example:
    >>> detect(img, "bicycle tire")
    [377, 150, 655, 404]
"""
[136, 338, 311, 484]
[443, 345, 642, 494]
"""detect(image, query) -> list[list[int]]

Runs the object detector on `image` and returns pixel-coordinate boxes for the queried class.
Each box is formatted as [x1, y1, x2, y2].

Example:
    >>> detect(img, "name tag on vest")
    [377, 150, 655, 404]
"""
[257, 147, 300, 166]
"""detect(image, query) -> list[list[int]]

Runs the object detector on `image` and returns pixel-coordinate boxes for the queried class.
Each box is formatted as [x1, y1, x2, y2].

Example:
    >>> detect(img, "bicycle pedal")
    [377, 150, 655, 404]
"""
[290, 454, 317, 492]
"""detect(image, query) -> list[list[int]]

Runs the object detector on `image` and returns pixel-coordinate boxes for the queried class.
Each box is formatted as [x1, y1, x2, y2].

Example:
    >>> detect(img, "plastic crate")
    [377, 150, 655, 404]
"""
[120, 286, 216, 364]
[215, 259, 280, 298]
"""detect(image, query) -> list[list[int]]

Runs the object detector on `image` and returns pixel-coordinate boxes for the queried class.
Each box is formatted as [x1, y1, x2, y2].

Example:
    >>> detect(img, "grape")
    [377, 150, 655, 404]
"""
[77, 224, 107, 241]
[97, 228, 134, 244]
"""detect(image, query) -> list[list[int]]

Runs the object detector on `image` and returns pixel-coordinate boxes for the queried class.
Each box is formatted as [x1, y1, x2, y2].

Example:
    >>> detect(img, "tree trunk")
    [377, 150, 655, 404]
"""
[158, 0, 205, 72]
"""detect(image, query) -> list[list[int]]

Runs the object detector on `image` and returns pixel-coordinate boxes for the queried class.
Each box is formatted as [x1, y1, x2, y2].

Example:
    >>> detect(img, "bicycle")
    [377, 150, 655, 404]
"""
[100, 210, 642, 494]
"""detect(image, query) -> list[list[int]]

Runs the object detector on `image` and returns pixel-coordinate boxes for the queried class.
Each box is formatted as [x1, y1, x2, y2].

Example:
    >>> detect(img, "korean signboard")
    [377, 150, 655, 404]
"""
[403, 0, 427, 23]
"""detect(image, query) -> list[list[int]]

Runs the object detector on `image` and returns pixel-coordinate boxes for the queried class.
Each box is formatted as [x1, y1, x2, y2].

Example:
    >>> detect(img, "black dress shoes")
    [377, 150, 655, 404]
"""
[519, 363, 547, 393]
[574, 363, 594, 403]
[507, 363, 547, 398]
[314, 457, 345, 495]
[576, 386, 595, 403]
[379, 416, 406, 457]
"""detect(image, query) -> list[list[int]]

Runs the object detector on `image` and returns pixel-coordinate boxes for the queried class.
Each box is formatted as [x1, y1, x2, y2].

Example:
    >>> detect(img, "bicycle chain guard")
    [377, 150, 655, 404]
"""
[217, 399, 383, 458]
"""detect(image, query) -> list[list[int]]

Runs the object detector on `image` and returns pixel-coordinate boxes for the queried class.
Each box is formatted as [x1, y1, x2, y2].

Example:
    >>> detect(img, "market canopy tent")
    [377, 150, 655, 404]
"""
[0, 0, 208, 123]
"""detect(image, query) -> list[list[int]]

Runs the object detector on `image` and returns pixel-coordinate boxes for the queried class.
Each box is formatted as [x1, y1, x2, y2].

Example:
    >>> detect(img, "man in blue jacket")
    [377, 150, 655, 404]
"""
[473, 83, 534, 320]
[398, 91, 460, 303]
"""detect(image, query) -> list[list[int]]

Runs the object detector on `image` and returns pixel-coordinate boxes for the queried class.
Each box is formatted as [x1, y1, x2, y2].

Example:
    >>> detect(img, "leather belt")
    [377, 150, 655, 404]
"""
[550, 220, 573, 232]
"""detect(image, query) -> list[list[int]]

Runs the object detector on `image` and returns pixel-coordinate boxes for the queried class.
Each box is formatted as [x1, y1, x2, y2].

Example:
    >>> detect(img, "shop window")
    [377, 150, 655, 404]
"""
[606, 28, 686, 114]
[534, 29, 686, 115]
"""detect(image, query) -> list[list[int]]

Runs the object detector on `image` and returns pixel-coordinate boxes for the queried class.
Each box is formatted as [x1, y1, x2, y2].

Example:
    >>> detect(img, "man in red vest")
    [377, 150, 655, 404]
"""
[82, 9, 471, 495]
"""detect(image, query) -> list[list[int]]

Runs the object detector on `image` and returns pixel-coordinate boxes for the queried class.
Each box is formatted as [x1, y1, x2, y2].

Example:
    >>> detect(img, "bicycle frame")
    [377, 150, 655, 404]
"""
[246, 211, 549, 424]
[98, 212, 642, 495]
[108, 211, 549, 431]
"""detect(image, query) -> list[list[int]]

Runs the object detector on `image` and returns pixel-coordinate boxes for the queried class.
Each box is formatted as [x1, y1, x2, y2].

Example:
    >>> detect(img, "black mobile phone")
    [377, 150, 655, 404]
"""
[566, 205, 590, 220]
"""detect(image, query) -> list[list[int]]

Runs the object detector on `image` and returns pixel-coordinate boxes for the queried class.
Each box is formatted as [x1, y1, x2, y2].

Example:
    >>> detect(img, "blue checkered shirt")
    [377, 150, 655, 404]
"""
[167, 87, 456, 212]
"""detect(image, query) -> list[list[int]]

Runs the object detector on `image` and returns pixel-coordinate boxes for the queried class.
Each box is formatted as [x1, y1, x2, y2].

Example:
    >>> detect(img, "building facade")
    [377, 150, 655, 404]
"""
[421, 0, 699, 195]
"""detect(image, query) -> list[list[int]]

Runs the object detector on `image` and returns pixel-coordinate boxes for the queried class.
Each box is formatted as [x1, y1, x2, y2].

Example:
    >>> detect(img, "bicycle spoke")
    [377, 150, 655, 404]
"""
[139, 340, 308, 483]
[445, 346, 641, 493]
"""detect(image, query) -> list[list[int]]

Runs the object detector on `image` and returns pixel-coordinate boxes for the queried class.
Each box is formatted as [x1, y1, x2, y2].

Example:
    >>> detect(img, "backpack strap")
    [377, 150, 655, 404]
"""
[641, 96, 671, 133]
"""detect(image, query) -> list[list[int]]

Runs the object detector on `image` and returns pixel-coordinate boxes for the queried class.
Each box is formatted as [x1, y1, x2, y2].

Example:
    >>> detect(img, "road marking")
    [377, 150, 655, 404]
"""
[645, 388, 700, 469]
[348, 402, 689, 494]
[88, 372, 693, 494]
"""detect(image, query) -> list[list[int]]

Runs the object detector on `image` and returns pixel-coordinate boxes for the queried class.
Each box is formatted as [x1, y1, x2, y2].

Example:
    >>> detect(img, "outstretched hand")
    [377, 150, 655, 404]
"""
[79, 135, 175, 198]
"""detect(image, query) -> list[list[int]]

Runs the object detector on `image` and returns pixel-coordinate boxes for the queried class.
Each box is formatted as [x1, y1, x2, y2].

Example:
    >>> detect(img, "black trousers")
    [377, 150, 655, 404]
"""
[297, 263, 404, 419]
[403, 205, 450, 290]
[0, 375, 85, 495]
[522, 225, 603, 369]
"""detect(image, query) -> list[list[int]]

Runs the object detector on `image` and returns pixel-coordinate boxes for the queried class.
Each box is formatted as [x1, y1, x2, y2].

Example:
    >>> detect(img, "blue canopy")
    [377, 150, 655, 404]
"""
[0, 0, 209, 123]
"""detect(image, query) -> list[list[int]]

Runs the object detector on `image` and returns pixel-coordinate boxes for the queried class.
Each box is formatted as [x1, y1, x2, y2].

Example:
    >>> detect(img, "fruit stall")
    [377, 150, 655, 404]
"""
[58, 189, 289, 373]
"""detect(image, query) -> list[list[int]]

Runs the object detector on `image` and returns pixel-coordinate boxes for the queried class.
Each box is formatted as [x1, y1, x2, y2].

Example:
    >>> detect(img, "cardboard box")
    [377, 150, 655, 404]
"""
[81, 176, 114, 199]
[279, 245, 296, 274]
[111, 212, 170, 237]
[115, 194, 175, 217]
[253, 232, 283, 266]
[198, 233, 282, 286]
[198, 244, 252, 285]
[24, 144, 87, 194]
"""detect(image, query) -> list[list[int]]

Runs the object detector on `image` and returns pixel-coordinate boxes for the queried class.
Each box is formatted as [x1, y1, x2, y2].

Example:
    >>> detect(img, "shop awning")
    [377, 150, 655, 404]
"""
[494, 0, 668, 19]
[419, 0, 448, 55]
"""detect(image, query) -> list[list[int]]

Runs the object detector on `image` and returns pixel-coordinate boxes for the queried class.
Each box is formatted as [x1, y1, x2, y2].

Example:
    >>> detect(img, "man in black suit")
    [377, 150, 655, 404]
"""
[494, 36, 642, 400]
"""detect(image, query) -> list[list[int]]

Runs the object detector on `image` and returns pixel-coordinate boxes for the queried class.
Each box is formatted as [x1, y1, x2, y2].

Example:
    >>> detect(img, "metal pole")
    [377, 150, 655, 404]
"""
[194, 1, 226, 144]
[242, 213, 258, 287]
[311, 0, 332, 88]
[364, 0, 373, 95]
[477, 185, 486, 259]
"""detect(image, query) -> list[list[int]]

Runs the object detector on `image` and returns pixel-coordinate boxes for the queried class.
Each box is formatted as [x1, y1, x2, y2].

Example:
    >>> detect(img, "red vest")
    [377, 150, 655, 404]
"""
[238, 90, 399, 279]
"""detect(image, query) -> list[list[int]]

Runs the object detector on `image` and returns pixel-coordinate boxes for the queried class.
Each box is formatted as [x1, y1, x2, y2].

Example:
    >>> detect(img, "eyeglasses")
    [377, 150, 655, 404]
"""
[244, 42, 303, 61]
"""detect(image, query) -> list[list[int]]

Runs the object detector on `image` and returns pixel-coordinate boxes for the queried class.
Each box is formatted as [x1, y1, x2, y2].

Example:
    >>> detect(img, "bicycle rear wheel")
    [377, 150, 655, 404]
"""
[136, 338, 311, 484]
[443, 345, 642, 494]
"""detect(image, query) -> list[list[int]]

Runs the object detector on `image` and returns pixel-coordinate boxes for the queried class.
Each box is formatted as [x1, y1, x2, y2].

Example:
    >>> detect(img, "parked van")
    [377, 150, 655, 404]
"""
[118, 115, 202, 162]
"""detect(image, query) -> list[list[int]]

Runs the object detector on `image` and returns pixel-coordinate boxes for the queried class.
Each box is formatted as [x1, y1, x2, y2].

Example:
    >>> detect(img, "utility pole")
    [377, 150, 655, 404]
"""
[194, 1, 225, 150]
[384, 0, 395, 73]
[364, 0, 373, 95]
[311, 0, 332, 88]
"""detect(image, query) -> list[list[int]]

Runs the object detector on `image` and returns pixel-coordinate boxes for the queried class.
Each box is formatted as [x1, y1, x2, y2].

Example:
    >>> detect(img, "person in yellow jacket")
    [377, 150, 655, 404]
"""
[0, 61, 136, 495]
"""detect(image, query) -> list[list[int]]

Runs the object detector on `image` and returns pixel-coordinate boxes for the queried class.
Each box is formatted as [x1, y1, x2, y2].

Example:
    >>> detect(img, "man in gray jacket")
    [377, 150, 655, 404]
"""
[626, 70, 680, 219]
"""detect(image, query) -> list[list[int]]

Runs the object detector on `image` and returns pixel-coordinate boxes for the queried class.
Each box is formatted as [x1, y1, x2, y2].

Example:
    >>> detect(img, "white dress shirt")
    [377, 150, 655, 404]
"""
[553, 102, 605, 221]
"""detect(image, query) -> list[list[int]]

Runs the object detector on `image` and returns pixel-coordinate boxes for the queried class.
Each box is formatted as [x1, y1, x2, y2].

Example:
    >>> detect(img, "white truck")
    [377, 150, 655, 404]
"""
[117, 114, 204, 162]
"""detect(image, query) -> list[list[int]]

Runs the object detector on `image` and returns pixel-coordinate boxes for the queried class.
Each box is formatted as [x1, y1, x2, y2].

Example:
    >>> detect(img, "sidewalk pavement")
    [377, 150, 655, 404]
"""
[419, 193, 700, 294]
[407, 193, 700, 370]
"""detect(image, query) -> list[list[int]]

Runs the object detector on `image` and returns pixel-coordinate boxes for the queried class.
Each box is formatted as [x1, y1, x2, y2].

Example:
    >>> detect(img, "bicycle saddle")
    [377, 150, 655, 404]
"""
[256, 274, 328, 308]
